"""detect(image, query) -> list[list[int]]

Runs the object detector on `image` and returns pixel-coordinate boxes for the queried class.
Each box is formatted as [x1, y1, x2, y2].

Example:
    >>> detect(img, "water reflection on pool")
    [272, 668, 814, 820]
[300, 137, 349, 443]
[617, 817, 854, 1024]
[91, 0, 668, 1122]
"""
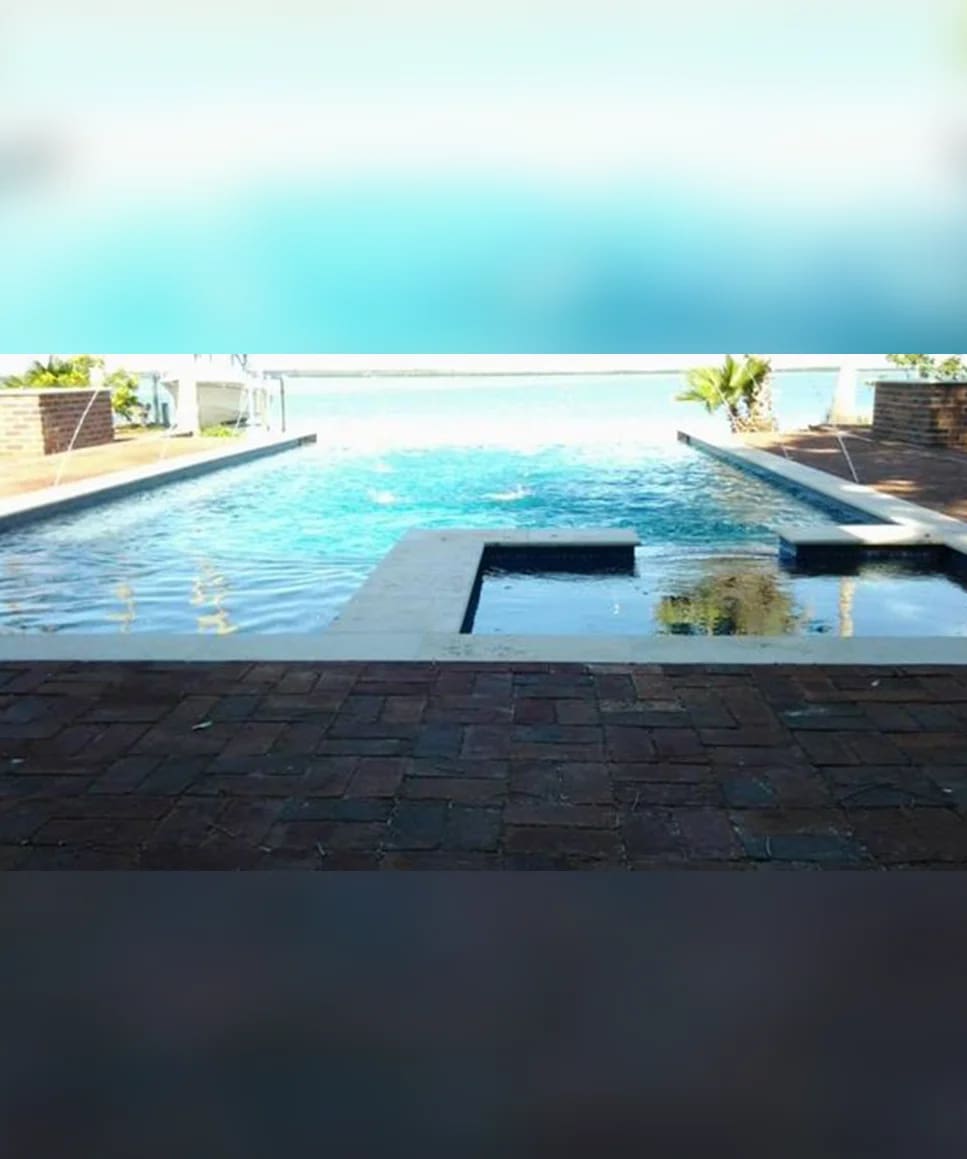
[470, 553, 967, 637]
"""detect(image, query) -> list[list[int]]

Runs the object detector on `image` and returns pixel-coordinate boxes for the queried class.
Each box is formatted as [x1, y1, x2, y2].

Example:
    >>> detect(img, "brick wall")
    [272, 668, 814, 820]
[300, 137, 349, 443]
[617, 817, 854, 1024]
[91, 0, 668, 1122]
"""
[0, 389, 114, 455]
[872, 381, 967, 450]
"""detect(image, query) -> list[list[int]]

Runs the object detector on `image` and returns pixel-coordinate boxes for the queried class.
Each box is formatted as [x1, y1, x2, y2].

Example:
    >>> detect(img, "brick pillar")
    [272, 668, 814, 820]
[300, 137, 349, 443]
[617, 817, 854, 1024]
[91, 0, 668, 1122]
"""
[0, 389, 115, 455]
[872, 381, 967, 449]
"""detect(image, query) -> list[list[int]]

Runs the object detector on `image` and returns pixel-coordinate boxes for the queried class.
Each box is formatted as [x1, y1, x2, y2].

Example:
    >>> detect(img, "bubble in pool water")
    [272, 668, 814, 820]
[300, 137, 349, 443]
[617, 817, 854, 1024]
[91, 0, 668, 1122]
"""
[368, 490, 397, 505]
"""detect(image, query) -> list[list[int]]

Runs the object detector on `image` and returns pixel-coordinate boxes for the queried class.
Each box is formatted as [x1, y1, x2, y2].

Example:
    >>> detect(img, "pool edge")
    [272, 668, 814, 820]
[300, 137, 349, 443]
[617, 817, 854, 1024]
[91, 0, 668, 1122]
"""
[677, 429, 967, 534]
[0, 432, 318, 532]
[3, 631, 967, 665]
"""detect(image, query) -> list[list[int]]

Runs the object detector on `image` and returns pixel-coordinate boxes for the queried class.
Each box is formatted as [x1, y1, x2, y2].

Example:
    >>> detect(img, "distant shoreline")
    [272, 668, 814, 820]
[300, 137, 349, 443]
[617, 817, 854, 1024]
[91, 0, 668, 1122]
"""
[252, 354, 893, 379]
[272, 366, 872, 379]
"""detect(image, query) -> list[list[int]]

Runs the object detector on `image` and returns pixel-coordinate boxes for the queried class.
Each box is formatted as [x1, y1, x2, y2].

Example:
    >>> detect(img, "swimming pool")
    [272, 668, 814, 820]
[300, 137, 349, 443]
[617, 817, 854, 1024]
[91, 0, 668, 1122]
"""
[0, 439, 880, 635]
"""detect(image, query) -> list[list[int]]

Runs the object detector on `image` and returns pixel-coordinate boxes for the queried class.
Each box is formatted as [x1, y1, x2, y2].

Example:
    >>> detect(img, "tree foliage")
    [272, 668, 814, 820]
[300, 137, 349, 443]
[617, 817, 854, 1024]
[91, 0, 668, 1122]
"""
[676, 354, 777, 432]
[886, 354, 967, 381]
[105, 369, 140, 421]
[4, 355, 100, 389]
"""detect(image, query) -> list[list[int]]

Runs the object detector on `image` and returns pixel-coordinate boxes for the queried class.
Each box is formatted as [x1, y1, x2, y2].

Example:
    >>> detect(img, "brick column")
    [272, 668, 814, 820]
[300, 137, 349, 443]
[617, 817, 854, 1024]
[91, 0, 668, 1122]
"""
[0, 389, 115, 455]
[872, 381, 967, 449]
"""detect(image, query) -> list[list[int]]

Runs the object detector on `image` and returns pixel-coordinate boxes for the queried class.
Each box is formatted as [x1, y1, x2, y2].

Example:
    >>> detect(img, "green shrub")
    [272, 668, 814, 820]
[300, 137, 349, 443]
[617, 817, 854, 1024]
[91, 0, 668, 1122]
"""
[105, 370, 140, 421]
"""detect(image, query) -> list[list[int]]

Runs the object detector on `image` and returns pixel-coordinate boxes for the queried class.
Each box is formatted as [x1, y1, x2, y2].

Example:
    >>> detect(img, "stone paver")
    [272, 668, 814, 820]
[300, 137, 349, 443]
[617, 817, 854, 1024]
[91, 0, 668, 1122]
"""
[0, 432, 243, 499]
[1, 661, 967, 867]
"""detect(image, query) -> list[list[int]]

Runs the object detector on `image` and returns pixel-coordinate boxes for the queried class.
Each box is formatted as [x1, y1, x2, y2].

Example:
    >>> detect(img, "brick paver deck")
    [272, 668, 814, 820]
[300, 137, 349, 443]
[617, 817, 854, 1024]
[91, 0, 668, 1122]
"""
[3, 661, 967, 868]
[745, 428, 967, 521]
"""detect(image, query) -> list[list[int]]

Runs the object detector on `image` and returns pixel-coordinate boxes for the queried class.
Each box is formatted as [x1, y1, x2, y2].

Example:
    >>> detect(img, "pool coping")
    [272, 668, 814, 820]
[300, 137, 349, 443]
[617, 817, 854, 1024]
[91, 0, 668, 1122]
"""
[3, 632, 967, 665]
[0, 432, 317, 531]
[3, 430, 967, 664]
[328, 528, 641, 637]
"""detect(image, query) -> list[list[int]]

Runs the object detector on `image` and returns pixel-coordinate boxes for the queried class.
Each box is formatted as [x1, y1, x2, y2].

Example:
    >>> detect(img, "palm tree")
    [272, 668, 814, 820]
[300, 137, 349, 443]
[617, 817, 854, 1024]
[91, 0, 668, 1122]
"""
[4, 355, 97, 389]
[677, 354, 776, 433]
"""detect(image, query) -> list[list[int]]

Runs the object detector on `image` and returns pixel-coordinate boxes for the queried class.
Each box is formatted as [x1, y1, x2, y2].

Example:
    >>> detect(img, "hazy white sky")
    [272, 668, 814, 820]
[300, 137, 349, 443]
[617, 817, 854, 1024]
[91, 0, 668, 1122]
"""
[3, 1, 962, 208]
[3, 1, 951, 93]
[0, 354, 894, 376]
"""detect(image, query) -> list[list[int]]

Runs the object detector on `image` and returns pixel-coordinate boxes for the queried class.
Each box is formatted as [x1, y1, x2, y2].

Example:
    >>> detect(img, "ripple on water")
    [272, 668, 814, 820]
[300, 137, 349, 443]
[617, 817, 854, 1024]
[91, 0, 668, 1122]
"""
[0, 441, 865, 633]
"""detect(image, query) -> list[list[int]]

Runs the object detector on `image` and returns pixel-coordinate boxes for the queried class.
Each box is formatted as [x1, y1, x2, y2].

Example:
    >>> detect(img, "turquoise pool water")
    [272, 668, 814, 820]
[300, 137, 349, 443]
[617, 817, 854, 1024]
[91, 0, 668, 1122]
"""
[0, 438, 876, 635]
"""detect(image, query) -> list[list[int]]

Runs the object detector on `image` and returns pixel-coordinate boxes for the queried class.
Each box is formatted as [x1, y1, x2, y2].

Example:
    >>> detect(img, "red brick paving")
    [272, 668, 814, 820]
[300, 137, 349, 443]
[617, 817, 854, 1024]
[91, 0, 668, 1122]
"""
[744, 427, 967, 520]
[2, 661, 967, 868]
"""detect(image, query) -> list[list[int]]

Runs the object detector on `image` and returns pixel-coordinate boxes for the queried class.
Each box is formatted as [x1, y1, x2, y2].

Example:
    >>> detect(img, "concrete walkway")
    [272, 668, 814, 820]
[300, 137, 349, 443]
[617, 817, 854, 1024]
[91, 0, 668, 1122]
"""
[2, 660, 967, 868]
[0, 431, 242, 499]
[745, 428, 967, 521]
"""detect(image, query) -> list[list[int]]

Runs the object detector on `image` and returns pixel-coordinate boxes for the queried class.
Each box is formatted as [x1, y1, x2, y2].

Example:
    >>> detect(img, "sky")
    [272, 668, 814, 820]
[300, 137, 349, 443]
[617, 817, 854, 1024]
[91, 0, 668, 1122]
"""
[0, 355, 896, 378]
[1, 1, 964, 351]
[4, 1, 958, 195]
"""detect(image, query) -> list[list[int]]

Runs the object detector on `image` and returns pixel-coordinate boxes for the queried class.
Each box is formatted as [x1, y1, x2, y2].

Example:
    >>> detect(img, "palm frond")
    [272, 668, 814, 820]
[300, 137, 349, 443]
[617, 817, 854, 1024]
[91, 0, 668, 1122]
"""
[678, 354, 776, 431]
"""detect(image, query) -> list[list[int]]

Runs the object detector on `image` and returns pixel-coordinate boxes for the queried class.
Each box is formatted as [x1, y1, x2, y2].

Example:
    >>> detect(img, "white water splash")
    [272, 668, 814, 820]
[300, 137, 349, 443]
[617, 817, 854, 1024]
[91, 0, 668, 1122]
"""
[485, 485, 531, 502]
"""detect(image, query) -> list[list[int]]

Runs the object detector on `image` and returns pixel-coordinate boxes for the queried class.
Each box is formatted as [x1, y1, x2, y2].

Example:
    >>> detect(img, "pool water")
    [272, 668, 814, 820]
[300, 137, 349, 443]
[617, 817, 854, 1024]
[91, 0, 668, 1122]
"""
[0, 440, 878, 635]
[470, 555, 967, 638]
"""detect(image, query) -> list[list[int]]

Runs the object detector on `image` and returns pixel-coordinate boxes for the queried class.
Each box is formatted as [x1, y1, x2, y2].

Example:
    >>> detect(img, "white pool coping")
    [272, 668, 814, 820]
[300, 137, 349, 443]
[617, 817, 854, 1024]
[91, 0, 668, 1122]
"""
[328, 528, 639, 635]
[3, 632, 967, 665]
[0, 432, 317, 531]
[3, 431, 967, 665]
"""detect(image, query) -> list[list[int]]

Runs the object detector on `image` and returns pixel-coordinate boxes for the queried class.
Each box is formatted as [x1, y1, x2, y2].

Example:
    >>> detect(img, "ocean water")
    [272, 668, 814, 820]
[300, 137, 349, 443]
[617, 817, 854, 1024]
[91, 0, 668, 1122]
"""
[271, 369, 878, 445]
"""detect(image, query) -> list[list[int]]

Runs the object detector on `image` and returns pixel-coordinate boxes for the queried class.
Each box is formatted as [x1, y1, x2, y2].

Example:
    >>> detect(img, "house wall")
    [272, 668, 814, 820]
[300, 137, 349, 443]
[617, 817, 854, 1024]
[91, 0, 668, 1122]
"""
[0, 390, 114, 455]
[872, 381, 967, 449]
